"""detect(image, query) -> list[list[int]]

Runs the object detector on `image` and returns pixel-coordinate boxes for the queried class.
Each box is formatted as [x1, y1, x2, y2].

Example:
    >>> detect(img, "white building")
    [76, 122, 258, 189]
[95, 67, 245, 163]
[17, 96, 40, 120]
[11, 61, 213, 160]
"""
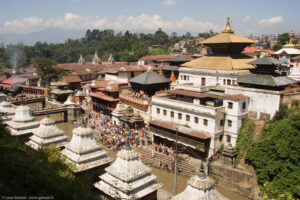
[0, 101, 15, 121]
[150, 89, 249, 157]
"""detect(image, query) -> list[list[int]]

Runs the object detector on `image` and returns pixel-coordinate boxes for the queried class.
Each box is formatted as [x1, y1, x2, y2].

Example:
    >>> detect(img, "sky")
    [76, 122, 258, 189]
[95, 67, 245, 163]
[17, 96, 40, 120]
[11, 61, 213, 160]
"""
[0, 0, 300, 44]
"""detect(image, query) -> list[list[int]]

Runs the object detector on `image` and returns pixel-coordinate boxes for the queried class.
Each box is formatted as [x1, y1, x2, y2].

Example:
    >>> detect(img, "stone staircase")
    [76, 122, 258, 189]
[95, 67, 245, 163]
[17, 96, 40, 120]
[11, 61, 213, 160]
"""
[134, 146, 202, 177]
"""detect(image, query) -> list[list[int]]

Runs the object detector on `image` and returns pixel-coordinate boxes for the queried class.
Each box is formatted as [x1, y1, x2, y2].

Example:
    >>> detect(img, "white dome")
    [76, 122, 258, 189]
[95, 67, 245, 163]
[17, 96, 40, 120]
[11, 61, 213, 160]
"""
[12, 105, 35, 123]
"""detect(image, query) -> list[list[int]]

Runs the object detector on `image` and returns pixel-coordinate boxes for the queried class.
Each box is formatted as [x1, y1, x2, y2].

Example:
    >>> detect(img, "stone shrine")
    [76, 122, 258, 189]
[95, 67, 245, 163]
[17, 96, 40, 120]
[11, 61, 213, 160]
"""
[26, 115, 68, 150]
[62, 125, 112, 173]
[172, 163, 228, 200]
[94, 146, 162, 200]
[5, 105, 39, 137]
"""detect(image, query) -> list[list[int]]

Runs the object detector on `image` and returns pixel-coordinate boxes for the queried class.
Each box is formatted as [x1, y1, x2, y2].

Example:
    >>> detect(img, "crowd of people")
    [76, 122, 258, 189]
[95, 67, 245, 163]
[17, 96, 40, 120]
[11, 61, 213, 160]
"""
[85, 112, 152, 152]
[130, 91, 151, 101]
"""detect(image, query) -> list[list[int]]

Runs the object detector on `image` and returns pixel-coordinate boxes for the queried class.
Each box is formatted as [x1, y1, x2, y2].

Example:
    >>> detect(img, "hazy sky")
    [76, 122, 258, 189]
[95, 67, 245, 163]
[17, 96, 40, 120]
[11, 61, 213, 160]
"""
[0, 0, 299, 37]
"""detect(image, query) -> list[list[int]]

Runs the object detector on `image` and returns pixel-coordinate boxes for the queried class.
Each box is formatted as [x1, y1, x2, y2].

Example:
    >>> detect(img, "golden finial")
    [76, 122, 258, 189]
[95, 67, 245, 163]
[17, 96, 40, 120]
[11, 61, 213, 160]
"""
[159, 68, 163, 76]
[222, 17, 234, 33]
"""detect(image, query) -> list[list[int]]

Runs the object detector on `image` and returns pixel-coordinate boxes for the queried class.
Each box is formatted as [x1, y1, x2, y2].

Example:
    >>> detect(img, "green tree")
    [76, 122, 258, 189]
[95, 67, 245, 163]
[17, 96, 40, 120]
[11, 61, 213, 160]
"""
[246, 106, 300, 199]
[34, 57, 57, 86]
[0, 46, 9, 68]
[277, 33, 290, 45]
[0, 125, 96, 199]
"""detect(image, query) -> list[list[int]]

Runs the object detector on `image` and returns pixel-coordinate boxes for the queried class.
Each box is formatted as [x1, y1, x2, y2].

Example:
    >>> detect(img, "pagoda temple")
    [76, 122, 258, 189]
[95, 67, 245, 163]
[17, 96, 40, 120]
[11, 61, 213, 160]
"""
[238, 56, 298, 90]
[26, 115, 68, 149]
[129, 67, 171, 97]
[94, 146, 162, 200]
[172, 163, 228, 200]
[179, 17, 255, 87]
[0, 101, 15, 121]
[62, 125, 112, 173]
[5, 105, 39, 137]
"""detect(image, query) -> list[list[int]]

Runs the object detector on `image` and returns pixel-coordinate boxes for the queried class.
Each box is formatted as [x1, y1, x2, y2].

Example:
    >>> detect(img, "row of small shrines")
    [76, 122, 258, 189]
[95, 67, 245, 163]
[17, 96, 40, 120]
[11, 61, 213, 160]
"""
[0, 100, 228, 200]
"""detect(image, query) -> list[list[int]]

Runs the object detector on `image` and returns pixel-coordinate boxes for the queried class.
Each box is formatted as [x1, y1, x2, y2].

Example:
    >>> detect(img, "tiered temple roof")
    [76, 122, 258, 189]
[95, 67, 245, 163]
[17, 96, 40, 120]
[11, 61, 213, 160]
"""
[172, 163, 228, 200]
[238, 56, 298, 89]
[182, 17, 255, 70]
[26, 115, 68, 149]
[62, 125, 112, 172]
[94, 146, 162, 199]
[5, 105, 39, 136]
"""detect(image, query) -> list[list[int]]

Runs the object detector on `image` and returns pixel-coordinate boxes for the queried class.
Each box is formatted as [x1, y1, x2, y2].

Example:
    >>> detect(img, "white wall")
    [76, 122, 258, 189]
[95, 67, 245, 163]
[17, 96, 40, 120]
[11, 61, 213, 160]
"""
[225, 86, 281, 119]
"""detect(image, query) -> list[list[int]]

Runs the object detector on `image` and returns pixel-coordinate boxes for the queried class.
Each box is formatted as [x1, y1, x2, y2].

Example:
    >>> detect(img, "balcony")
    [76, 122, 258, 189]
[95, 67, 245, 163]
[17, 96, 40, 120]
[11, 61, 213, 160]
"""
[119, 94, 150, 106]
[152, 96, 225, 116]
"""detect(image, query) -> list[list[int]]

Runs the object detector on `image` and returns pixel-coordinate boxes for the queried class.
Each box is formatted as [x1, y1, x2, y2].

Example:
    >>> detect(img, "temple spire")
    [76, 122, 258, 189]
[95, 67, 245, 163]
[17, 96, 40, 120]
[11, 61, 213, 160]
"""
[222, 17, 234, 33]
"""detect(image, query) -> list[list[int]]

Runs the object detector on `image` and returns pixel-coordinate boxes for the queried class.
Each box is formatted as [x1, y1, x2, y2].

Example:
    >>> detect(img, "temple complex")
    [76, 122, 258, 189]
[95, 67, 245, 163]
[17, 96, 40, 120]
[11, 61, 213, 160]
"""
[119, 106, 144, 129]
[179, 17, 254, 88]
[0, 101, 15, 121]
[26, 115, 68, 149]
[62, 125, 112, 173]
[172, 163, 228, 200]
[5, 105, 39, 137]
[94, 146, 162, 200]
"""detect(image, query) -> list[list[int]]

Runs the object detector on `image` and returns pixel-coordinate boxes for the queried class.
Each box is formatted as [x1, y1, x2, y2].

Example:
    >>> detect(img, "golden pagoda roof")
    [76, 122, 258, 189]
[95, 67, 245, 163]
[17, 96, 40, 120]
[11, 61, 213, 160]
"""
[181, 55, 255, 70]
[201, 17, 254, 45]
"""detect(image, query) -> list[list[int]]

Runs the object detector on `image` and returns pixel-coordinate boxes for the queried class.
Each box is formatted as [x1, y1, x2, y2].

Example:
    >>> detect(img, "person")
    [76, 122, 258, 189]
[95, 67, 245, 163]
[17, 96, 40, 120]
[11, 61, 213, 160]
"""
[171, 161, 175, 171]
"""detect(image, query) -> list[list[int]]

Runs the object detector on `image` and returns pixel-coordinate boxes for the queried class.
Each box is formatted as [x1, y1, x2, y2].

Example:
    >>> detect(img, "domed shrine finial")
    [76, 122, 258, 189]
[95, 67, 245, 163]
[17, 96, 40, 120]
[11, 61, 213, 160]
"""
[222, 17, 234, 33]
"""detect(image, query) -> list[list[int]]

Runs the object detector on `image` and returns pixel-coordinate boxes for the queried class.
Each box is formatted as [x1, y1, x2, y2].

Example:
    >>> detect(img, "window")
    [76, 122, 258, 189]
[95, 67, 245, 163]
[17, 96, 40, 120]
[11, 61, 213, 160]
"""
[232, 80, 235, 85]
[180, 75, 183, 80]
[201, 77, 206, 86]
[227, 79, 231, 85]
[171, 111, 174, 118]
[163, 110, 167, 116]
[228, 102, 233, 109]
[223, 79, 226, 85]
[187, 76, 189, 81]
[186, 115, 190, 122]
[242, 102, 246, 110]
[227, 135, 231, 143]
[220, 119, 224, 126]
[131, 72, 134, 78]
[219, 134, 223, 142]
[157, 108, 160, 114]
[178, 113, 182, 120]
[194, 117, 199, 124]
[228, 120, 232, 127]
[203, 119, 208, 126]
[184, 75, 187, 80]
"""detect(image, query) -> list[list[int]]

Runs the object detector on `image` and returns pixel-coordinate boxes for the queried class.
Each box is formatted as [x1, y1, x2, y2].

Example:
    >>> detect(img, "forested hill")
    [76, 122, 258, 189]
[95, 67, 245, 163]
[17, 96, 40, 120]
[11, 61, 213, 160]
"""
[0, 29, 217, 68]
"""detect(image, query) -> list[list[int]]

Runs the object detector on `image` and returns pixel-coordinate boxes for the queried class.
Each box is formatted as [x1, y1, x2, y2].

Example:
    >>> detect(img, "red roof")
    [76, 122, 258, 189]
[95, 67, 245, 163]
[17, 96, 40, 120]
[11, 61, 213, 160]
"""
[225, 94, 248, 100]
[242, 47, 275, 54]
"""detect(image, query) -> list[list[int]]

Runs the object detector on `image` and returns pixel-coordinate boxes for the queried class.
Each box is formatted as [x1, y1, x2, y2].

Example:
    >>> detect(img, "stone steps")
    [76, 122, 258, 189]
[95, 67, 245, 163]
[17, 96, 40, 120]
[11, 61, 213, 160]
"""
[135, 146, 202, 177]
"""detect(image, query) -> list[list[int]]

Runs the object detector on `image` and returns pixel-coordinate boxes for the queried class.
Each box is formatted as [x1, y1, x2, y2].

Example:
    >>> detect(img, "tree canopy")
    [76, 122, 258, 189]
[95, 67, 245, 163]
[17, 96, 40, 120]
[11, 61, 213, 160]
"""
[246, 105, 300, 199]
[0, 125, 96, 199]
